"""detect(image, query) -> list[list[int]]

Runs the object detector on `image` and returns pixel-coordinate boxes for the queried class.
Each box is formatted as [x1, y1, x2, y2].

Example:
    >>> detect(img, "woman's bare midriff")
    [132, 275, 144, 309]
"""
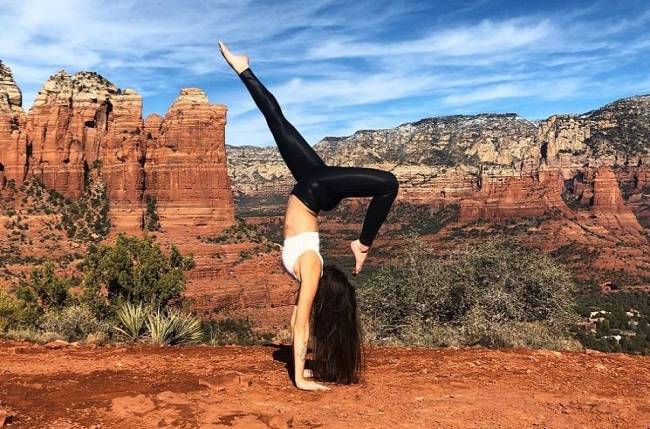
[284, 194, 319, 239]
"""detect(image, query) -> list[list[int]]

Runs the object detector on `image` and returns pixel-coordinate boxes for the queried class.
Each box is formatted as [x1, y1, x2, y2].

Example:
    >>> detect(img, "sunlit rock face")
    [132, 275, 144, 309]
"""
[0, 63, 236, 233]
[144, 88, 234, 237]
[0, 60, 25, 190]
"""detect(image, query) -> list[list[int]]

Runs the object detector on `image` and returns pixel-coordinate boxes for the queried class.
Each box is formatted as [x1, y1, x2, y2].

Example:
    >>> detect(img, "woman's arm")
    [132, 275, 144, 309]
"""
[292, 251, 330, 391]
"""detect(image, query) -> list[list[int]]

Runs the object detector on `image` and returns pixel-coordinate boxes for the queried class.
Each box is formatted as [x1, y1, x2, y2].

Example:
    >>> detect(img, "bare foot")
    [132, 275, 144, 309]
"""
[217, 41, 250, 74]
[350, 239, 370, 275]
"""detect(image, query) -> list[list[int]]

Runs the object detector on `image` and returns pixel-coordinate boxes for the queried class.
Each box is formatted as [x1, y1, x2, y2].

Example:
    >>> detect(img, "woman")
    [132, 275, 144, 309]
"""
[218, 42, 399, 391]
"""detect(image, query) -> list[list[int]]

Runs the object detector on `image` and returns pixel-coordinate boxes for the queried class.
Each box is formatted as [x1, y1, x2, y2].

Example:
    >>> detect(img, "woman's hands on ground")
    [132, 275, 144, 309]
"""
[350, 239, 370, 275]
[295, 377, 331, 392]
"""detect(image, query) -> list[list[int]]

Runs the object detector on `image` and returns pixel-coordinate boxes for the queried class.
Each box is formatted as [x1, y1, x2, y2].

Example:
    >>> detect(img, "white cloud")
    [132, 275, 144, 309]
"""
[307, 18, 556, 60]
[441, 79, 586, 106]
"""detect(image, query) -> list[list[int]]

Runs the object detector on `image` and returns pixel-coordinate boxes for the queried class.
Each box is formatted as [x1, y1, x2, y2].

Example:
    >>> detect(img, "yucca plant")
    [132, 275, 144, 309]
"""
[145, 308, 202, 346]
[114, 301, 151, 341]
[146, 309, 176, 345]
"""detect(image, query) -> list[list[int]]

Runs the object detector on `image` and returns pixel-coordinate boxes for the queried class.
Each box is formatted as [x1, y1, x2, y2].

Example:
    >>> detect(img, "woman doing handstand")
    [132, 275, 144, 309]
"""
[218, 41, 398, 391]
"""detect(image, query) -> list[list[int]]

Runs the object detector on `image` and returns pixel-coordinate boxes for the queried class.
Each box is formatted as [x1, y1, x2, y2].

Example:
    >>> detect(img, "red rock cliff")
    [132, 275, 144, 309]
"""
[144, 88, 234, 237]
[0, 63, 235, 233]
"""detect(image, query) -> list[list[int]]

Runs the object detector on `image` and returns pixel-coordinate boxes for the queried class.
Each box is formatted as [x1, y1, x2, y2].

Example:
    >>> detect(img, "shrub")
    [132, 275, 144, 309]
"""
[82, 234, 194, 311]
[41, 304, 110, 342]
[16, 262, 72, 310]
[1, 327, 63, 344]
[114, 301, 151, 341]
[143, 195, 161, 232]
[359, 239, 579, 349]
[0, 290, 40, 331]
[146, 308, 202, 346]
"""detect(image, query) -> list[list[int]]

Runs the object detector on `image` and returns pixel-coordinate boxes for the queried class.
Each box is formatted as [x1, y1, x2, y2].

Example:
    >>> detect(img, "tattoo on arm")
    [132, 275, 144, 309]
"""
[299, 343, 307, 361]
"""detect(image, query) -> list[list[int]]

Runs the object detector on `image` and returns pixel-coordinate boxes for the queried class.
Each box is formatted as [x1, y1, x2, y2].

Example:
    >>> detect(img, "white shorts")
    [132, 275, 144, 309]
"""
[282, 231, 324, 280]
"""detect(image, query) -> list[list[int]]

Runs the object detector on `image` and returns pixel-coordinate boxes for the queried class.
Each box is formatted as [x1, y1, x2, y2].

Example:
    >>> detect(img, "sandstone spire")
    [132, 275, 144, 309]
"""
[0, 60, 22, 113]
[144, 87, 234, 237]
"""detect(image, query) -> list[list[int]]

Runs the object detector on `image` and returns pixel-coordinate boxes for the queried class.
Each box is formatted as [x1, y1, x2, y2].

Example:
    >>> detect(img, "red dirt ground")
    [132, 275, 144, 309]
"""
[1, 342, 649, 428]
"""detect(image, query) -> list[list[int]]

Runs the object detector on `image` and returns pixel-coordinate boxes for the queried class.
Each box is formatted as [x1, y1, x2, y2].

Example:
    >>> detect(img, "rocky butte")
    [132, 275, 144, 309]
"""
[0, 60, 296, 328]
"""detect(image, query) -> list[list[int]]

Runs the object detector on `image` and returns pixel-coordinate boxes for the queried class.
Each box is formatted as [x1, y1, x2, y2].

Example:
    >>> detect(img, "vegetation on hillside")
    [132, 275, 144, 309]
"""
[389, 203, 460, 235]
[2, 174, 648, 354]
[143, 195, 161, 231]
[358, 239, 580, 349]
[21, 176, 111, 243]
[0, 234, 269, 346]
[200, 217, 277, 260]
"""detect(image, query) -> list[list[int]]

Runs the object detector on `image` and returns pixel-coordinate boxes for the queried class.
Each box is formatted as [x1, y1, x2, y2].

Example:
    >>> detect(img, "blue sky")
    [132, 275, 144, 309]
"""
[1, 0, 649, 146]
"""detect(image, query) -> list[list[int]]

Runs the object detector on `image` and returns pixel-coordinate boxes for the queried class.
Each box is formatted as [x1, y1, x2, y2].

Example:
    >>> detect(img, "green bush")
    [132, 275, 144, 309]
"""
[17, 262, 72, 310]
[41, 304, 110, 342]
[146, 308, 202, 346]
[143, 195, 161, 232]
[82, 234, 194, 312]
[0, 290, 40, 331]
[359, 239, 579, 349]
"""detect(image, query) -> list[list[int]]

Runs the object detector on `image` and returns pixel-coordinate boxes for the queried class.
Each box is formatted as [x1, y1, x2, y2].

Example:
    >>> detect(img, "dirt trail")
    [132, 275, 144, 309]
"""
[1, 342, 649, 428]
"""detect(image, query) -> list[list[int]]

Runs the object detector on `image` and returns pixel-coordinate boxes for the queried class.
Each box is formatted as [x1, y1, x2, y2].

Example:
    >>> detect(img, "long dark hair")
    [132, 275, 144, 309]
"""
[310, 264, 363, 384]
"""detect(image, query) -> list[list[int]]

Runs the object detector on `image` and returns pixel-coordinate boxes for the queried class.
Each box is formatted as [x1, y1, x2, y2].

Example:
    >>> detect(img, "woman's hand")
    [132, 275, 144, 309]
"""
[295, 377, 331, 391]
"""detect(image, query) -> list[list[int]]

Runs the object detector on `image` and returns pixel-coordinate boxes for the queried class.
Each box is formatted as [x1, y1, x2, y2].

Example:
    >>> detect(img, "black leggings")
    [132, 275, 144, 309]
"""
[238, 68, 398, 247]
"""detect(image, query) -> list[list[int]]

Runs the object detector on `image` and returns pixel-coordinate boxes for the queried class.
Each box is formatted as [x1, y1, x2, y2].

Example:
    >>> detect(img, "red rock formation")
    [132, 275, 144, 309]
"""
[0, 60, 22, 112]
[458, 165, 567, 222]
[102, 89, 147, 233]
[0, 60, 25, 188]
[144, 88, 234, 237]
[1, 64, 235, 235]
[590, 166, 645, 237]
[21, 71, 107, 197]
[593, 166, 624, 210]
[1, 61, 298, 328]
[621, 165, 650, 228]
